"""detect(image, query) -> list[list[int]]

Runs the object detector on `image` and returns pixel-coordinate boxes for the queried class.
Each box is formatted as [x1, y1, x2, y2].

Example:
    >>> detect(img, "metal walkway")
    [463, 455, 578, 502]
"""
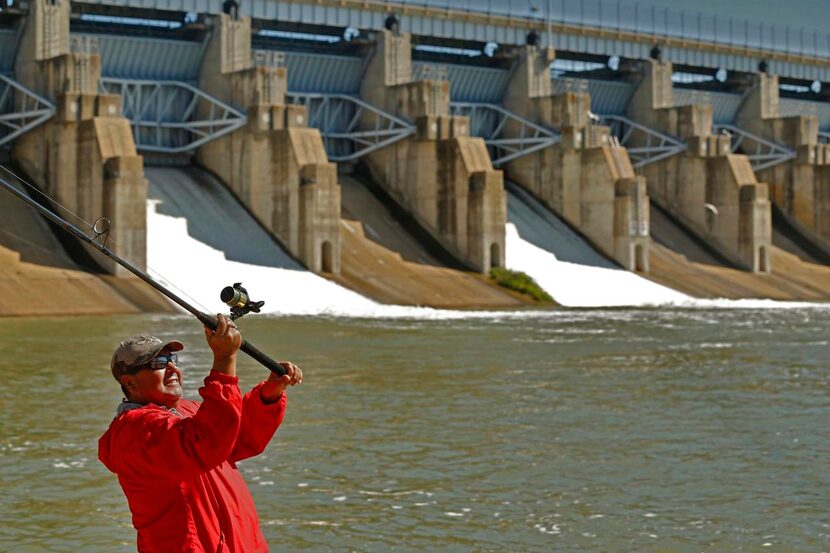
[69, 0, 830, 83]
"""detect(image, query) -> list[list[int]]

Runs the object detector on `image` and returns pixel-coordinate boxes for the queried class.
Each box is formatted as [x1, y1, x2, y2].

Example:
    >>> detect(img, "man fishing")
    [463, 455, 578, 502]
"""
[98, 314, 302, 553]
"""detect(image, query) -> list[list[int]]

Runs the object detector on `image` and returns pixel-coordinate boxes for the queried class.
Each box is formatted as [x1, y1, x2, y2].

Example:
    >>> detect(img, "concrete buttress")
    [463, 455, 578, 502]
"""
[197, 14, 341, 274]
[503, 45, 650, 272]
[359, 30, 506, 273]
[626, 59, 771, 273]
[12, 0, 147, 275]
[735, 72, 830, 246]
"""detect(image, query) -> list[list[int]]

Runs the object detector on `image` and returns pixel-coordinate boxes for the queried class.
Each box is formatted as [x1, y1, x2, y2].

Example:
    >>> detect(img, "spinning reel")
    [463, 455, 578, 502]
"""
[220, 283, 265, 321]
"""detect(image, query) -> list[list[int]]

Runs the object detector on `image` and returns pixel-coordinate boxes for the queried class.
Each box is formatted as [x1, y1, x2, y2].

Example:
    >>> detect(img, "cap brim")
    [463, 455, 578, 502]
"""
[162, 340, 185, 353]
[144, 340, 185, 363]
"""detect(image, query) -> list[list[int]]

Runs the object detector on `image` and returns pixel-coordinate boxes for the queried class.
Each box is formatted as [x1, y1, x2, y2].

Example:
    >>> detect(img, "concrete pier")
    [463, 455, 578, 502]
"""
[734, 71, 830, 245]
[626, 59, 772, 273]
[197, 14, 341, 274]
[12, 0, 147, 275]
[502, 45, 650, 272]
[359, 30, 506, 273]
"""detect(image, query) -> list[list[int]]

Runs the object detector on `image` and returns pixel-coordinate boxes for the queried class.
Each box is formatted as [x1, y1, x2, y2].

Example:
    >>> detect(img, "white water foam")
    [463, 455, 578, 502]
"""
[505, 223, 689, 307]
[146, 200, 552, 320]
[505, 223, 829, 310]
[148, 199, 827, 316]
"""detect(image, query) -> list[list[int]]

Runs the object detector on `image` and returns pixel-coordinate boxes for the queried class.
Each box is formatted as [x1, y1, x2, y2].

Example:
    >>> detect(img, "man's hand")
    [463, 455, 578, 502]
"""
[261, 361, 303, 403]
[204, 314, 242, 377]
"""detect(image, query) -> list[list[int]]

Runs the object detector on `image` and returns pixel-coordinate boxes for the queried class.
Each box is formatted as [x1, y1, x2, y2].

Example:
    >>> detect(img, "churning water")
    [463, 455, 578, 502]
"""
[2, 308, 830, 551]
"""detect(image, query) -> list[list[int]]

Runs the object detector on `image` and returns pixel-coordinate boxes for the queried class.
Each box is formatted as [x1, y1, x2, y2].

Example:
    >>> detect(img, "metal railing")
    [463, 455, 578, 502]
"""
[410, 0, 830, 60]
[286, 92, 416, 161]
[714, 124, 796, 171]
[0, 75, 56, 148]
[600, 114, 686, 168]
[100, 79, 247, 153]
[449, 102, 560, 166]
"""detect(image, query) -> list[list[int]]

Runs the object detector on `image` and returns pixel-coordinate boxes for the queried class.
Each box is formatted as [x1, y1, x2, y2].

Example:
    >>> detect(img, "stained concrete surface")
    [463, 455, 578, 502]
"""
[0, 166, 173, 316]
[649, 203, 729, 267]
[646, 192, 830, 299]
[335, 175, 527, 308]
[648, 242, 830, 301]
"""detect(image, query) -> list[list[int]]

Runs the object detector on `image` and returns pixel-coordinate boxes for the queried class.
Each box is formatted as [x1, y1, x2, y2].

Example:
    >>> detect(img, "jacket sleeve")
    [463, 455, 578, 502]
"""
[229, 382, 287, 464]
[119, 371, 243, 481]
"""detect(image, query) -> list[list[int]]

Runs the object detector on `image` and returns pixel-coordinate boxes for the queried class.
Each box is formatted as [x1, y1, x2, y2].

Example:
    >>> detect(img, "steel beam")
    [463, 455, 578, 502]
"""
[0, 75, 55, 148]
[449, 102, 560, 166]
[714, 124, 797, 171]
[600, 114, 687, 168]
[100, 78, 247, 153]
[286, 93, 415, 162]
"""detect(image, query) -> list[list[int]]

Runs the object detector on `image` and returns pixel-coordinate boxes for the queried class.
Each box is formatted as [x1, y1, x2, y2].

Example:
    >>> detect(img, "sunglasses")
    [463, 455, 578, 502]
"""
[128, 353, 179, 374]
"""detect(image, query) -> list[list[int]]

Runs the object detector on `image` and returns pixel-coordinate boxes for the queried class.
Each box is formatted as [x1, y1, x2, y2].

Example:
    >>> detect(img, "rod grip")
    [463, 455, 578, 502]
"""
[199, 312, 287, 376]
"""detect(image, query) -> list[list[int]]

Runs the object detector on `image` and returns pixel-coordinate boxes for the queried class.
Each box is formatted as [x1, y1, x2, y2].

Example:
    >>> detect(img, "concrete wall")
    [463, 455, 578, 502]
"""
[626, 60, 771, 273]
[503, 46, 650, 272]
[359, 30, 506, 273]
[735, 73, 830, 244]
[12, 0, 147, 275]
[196, 14, 341, 274]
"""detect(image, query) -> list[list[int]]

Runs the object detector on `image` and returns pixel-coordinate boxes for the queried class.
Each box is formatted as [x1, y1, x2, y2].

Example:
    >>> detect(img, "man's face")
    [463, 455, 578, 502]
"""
[120, 349, 184, 408]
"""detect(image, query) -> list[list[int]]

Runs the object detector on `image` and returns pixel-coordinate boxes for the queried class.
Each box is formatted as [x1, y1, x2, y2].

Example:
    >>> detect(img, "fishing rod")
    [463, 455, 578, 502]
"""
[0, 171, 287, 377]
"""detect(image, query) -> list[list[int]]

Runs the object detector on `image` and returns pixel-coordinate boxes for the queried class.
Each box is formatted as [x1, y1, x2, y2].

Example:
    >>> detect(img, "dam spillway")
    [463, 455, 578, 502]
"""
[505, 183, 690, 307]
[145, 167, 382, 316]
[4, 0, 830, 317]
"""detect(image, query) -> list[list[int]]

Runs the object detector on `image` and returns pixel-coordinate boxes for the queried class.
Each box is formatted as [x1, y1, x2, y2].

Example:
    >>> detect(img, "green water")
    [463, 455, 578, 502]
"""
[1, 309, 829, 551]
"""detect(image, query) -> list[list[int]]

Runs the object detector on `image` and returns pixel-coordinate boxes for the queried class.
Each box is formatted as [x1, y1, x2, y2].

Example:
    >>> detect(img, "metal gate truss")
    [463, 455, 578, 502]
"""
[286, 93, 415, 162]
[449, 102, 560, 167]
[0, 75, 55, 148]
[600, 114, 686, 168]
[714, 124, 796, 172]
[100, 79, 247, 154]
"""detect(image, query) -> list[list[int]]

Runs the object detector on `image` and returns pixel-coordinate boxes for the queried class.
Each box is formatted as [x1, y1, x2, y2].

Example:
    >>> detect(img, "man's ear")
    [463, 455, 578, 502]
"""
[119, 374, 138, 396]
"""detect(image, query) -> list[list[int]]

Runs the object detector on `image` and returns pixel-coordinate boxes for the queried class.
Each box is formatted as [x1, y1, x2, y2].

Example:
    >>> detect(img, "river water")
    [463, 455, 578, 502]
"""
[1, 308, 829, 551]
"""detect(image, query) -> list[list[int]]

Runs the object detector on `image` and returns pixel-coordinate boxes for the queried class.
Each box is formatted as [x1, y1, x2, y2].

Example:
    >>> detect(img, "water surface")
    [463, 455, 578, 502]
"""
[1, 309, 829, 551]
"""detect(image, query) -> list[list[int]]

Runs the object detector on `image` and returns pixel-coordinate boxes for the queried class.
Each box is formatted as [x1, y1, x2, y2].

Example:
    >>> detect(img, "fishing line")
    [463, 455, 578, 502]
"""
[0, 167, 287, 375]
[0, 164, 214, 315]
[0, 165, 96, 232]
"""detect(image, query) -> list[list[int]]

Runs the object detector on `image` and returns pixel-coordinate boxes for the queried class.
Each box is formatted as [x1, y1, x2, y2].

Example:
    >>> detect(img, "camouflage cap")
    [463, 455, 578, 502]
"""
[111, 334, 184, 381]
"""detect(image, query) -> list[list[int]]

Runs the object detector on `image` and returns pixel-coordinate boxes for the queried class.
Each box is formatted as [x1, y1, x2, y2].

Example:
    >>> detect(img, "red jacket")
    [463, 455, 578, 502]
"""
[99, 370, 286, 553]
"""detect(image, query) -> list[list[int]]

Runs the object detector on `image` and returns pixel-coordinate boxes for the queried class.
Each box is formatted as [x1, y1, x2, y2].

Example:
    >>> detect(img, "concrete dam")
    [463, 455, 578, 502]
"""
[3, 0, 830, 315]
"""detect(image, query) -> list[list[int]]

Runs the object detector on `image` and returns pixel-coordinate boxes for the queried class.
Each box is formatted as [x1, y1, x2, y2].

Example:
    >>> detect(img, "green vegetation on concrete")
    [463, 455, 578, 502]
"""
[489, 268, 553, 303]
